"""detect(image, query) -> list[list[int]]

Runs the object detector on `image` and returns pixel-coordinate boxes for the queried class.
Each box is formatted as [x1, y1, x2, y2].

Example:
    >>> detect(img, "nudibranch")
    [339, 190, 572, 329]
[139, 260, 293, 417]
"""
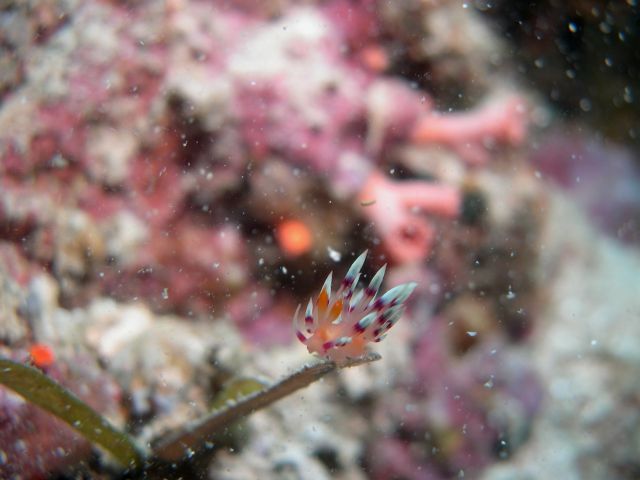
[294, 251, 417, 363]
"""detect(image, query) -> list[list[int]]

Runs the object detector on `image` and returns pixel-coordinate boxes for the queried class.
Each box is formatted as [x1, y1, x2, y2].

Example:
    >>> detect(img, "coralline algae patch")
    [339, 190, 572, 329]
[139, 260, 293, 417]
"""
[0, 0, 565, 479]
[0, 0, 531, 315]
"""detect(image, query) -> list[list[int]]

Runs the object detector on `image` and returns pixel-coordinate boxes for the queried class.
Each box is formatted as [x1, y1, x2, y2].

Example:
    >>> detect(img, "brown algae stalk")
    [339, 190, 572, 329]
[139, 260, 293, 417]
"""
[152, 352, 381, 462]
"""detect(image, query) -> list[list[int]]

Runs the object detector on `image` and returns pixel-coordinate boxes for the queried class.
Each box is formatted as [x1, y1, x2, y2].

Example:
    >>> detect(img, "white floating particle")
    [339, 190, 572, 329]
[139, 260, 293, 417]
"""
[579, 98, 592, 112]
[467, 331, 477, 337]
[327, 247, 342, 262]
[162, 288, 169, 300]
[281, 266, 288, 274]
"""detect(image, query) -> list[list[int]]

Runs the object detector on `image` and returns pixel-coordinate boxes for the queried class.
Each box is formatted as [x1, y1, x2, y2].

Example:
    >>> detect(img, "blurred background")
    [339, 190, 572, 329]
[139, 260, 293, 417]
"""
[0, 0, 638, 478]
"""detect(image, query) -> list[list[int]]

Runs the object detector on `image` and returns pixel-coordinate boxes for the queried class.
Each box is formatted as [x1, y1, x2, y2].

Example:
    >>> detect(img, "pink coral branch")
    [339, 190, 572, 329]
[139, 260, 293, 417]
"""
[359, 172, 461, 264]
[411, 95, 528, 165]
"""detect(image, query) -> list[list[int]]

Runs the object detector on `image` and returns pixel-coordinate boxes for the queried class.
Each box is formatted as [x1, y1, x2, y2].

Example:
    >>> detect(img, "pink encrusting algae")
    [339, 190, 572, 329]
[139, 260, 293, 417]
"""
[358, 171, 462, 264]
[294, 251, 417, 363]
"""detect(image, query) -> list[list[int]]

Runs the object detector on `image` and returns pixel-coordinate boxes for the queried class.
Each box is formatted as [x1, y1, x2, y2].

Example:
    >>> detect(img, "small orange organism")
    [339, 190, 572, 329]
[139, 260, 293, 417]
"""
[29, 343, 56, 369]
[360, 44, 389, 72]
[294, 251, 417, 363]
[276, 219, 313, 257]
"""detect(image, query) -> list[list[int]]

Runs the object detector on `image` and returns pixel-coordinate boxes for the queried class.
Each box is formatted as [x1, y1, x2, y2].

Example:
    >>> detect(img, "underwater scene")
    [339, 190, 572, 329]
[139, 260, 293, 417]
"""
[0, 1, 639, 479]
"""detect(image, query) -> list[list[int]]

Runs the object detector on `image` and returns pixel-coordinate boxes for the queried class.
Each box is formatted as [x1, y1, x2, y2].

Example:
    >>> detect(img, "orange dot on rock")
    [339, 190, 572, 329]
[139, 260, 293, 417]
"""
[360, 45, 389, 72]
[276, 219, 313, 257]
[29, 343, 55, 368]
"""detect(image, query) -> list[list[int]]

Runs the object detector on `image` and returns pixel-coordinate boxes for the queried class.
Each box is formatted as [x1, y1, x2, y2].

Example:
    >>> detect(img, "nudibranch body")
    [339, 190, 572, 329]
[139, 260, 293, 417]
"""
[294, 251, 417, 363]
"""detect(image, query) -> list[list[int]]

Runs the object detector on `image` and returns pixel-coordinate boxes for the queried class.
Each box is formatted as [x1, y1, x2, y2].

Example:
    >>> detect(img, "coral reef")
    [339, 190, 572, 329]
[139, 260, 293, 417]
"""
[481, 196, 640, 480]
[0, 0, 637, 479]
[531, 132, 640, 245]
[0, 0, 530, 314]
